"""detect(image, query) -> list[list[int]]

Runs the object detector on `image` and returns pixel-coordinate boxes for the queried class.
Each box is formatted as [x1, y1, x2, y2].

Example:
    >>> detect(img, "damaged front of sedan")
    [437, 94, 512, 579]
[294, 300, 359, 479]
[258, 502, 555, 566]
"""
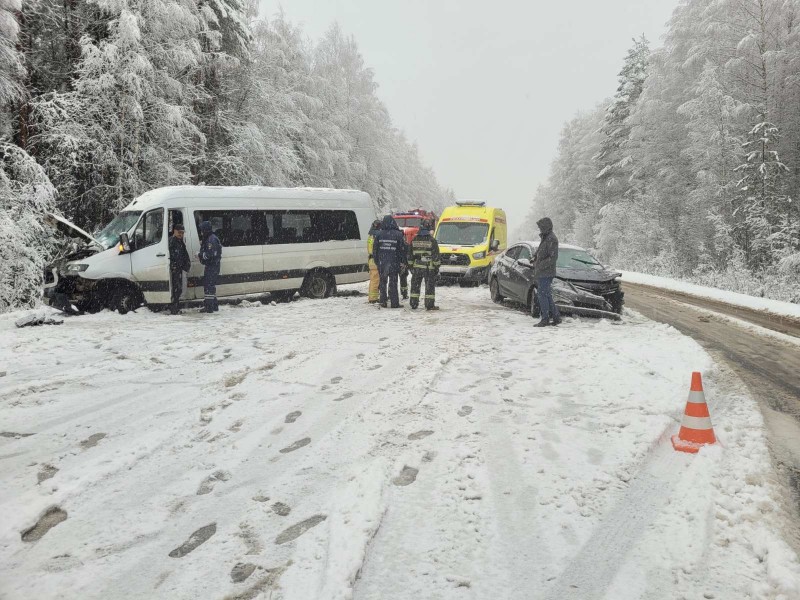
[489, 241, 622, 321]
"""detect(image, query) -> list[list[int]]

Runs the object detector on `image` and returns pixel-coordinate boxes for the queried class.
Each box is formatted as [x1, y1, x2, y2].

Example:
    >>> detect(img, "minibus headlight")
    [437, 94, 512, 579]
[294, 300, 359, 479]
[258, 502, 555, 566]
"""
[66, 264, 89, 272]
[472, 251, 486, 260]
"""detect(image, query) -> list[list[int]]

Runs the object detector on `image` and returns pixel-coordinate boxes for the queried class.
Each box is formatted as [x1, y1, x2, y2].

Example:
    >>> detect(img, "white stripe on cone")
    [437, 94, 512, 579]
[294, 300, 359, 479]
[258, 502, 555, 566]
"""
[686, 391, 707, 404]
[678, 415, 713, 430]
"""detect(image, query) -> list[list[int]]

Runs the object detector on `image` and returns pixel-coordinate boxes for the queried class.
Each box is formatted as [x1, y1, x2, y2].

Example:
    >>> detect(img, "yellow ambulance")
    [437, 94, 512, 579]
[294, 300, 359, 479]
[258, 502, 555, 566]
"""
[434, 201, 507, 286]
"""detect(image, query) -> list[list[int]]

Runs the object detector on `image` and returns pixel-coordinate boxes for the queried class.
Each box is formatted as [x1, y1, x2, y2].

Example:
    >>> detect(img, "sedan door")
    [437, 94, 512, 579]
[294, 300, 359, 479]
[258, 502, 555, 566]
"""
[509, 244, 535, 302]
[496, 246, 520, 298]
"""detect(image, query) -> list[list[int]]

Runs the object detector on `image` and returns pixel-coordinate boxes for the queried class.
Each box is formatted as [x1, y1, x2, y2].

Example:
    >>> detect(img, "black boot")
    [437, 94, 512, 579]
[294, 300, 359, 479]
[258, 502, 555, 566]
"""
[534, 319, 550, 328]
[551, 316, 562, 326]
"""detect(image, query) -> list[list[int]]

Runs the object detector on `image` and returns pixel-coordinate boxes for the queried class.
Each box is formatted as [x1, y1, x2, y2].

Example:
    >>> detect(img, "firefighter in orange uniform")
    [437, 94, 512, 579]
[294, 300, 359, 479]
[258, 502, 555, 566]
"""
[367, 220, 381, 303]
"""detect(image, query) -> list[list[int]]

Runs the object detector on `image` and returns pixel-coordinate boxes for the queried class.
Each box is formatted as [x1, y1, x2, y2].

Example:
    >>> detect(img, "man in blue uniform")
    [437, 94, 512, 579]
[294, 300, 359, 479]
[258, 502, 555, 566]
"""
[374, 215, 406, 309]
[198, 221, 222, 313]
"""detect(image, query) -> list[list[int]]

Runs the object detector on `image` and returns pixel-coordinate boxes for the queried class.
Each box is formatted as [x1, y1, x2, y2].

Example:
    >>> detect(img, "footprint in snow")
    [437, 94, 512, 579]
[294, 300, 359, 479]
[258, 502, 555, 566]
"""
[279, 438, 311, 454]
[408, 430, 434, 441]
[168, 523, 216, 558]
[275, 515, 326, 545]
[271, 502, 291, 516]
[285, 411, 302, 424]
[458, 406, 473, 417]
[500, 371, 512, 379]
[392, 466, 419, 487]
[21, 507, 68, 542]
[334, 392, 353, 402]
[228, 420, 244, 433]
[330, 376, 342, 384]
[197, 470, 231, 495]
[80, 433, 106, 449]
[367, 365, 381, 371]
[231, 563, 257, 583]
[0, 431, 35, 439]
[37, 464, 58, 484]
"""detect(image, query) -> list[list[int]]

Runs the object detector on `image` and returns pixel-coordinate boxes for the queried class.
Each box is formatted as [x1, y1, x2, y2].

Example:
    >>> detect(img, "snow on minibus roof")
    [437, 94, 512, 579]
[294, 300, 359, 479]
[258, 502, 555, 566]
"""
[124, 186, 372, 211]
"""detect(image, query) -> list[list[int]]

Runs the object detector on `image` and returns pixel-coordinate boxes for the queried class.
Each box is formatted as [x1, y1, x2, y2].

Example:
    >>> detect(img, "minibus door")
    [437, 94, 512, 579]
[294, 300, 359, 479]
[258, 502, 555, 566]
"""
[130, 207, 171, 304]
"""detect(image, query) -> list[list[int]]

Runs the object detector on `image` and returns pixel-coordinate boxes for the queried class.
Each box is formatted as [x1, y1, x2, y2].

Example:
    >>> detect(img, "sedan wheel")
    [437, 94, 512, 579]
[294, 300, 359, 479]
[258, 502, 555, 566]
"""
[490, 278, 504, 303]
[529, 289, 541, 318]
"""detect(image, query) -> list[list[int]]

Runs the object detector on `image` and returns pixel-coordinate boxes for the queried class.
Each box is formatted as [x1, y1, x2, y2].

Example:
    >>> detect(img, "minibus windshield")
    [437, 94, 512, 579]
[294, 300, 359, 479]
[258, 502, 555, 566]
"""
[95, 211, 142, 249]
[436, 222, 489, 246]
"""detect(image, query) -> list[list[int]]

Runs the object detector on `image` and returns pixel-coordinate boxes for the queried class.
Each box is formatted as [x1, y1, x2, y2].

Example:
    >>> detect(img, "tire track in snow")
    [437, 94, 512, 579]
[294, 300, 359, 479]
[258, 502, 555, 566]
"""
[541, 437, 687, 600]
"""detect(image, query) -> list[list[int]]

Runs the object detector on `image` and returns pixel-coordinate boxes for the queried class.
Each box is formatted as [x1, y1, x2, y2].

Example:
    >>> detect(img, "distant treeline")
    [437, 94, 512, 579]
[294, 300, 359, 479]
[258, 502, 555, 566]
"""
[522, 0, 800, 302]
[0, 0, 453, 311]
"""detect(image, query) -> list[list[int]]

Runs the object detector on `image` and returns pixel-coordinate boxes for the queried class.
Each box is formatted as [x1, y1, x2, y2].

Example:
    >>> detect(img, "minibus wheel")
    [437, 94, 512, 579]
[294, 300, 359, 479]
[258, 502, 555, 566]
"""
[302, 270, 333, 299]
[111, 285, 142, 315]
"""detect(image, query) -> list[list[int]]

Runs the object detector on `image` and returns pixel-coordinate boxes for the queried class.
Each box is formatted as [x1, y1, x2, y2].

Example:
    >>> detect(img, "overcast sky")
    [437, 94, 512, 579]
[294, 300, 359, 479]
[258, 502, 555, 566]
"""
[259, 0, 676, 231]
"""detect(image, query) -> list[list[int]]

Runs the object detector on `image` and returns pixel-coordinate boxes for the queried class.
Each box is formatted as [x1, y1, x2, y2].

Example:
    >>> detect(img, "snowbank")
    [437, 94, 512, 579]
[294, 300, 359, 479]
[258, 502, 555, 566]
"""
[622, 270, 800, 320]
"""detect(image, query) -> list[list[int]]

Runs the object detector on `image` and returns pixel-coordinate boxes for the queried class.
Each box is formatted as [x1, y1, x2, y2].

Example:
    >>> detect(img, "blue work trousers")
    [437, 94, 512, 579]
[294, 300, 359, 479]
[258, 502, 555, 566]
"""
[203, 265, 220, 312]
[537, 277, 560, 322]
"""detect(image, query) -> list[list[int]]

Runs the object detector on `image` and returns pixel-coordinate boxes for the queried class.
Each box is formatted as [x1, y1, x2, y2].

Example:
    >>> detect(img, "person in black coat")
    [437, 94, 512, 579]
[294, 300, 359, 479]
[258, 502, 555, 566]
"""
[198, 221, 222, 313]
[168, 224, 191, 315]
[374, 215, 407, 308]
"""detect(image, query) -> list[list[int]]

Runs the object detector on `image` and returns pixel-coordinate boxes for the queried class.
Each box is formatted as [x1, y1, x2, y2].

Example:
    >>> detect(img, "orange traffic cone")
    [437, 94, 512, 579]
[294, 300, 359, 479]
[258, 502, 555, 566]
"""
[671, 372, 717, 454]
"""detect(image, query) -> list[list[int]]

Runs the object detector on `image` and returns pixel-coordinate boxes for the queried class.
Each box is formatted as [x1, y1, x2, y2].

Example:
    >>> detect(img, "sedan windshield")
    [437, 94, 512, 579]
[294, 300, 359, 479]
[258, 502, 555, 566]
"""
[436, 222, 488, 246]
[557, 248, 603, 269]
[95, 211, 142, 249]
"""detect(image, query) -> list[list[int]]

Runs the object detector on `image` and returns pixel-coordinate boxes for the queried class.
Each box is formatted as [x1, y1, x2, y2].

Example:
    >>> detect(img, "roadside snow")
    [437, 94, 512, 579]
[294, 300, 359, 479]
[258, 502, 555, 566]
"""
[0, 286, 798, 599]
[622, 270, 800, 320]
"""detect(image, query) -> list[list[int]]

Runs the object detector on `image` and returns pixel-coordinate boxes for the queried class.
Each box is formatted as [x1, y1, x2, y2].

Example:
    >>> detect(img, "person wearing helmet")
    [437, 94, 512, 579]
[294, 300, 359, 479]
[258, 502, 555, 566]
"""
[408, 218, 441, 310]
[367, 219, 381, 304]
[198, 220, 222, 313]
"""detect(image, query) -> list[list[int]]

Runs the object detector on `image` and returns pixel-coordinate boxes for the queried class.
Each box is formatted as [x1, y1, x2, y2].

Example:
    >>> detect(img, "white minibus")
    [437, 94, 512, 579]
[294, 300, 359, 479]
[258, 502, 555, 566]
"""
[44, 186, 377, 313]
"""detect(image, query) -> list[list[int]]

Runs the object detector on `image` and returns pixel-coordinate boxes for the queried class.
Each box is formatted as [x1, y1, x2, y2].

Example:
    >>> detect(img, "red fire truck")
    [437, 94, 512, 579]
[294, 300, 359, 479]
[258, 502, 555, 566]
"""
[391, 209, 439, 245]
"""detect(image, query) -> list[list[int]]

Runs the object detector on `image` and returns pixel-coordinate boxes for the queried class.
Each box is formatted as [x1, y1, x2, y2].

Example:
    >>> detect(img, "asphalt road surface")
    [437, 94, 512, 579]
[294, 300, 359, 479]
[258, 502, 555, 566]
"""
[625, 282, 800, 522]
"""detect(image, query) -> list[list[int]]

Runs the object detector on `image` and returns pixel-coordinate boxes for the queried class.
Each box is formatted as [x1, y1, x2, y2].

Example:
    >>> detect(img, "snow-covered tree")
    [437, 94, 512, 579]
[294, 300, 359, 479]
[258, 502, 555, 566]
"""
[0, 142, 56, 311]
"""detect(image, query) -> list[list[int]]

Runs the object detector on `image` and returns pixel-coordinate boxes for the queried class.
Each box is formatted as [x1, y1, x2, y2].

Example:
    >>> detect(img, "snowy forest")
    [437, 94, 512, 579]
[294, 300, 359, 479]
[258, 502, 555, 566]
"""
[0, 0, 452, 312]
[522, 0, 800, 302]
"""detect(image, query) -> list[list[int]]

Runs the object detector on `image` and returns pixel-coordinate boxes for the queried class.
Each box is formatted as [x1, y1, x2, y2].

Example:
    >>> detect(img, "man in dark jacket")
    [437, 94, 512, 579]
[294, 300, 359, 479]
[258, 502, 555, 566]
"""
[408, 219, 441, 310]
[168, 224, 191, 315]
[374, 215, 406, 308]
[533, 217, 561, 327]
[198, 221, 222, 313]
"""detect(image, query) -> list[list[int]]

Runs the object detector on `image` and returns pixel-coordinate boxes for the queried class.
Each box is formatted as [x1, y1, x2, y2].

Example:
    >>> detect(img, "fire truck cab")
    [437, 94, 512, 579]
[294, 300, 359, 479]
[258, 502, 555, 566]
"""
[391, 209, 439, 245]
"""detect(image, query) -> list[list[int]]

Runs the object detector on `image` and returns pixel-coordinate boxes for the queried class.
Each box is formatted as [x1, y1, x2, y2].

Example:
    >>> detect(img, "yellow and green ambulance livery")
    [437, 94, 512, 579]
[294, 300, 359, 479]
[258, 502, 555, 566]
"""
[434, 201, 507, 286]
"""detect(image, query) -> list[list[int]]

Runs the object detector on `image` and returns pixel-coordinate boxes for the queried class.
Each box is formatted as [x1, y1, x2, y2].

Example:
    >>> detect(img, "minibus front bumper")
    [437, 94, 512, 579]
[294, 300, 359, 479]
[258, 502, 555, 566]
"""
[438, 264, 490, 284]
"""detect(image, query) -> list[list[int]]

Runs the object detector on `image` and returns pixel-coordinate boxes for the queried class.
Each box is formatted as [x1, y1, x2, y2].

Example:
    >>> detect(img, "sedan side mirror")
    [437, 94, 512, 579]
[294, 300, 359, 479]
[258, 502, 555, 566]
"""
[118, 233, 132, 254]
[518, 258, 533, 269]
[491, 239, 500, 251]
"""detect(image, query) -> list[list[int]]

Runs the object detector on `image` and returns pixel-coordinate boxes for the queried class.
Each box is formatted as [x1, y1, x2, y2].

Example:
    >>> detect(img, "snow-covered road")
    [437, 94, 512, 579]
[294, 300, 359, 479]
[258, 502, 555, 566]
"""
[1, 285, 798, 599]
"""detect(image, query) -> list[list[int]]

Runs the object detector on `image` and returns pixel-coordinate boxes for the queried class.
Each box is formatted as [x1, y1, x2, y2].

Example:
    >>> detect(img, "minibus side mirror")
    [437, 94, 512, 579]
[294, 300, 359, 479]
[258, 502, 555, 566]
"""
[118, 233, 132, 254]
[491, 239, 500, 251]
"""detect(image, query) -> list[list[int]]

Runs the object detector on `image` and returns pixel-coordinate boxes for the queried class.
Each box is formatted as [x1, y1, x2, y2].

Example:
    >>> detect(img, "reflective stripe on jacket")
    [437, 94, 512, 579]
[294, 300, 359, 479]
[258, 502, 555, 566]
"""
[408, 231, 440, 270]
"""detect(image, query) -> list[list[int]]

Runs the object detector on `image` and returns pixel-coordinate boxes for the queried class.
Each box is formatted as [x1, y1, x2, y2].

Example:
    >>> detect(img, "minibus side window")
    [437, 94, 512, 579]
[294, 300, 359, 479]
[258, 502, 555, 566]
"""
[132, 208, 164, 250]
[518, 246, 532, 261]
[194, 210, 263, 247]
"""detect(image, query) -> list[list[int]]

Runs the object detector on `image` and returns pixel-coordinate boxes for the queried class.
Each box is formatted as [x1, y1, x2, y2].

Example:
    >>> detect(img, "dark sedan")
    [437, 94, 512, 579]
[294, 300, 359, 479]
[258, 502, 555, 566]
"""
[489, 242, 623, 320]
